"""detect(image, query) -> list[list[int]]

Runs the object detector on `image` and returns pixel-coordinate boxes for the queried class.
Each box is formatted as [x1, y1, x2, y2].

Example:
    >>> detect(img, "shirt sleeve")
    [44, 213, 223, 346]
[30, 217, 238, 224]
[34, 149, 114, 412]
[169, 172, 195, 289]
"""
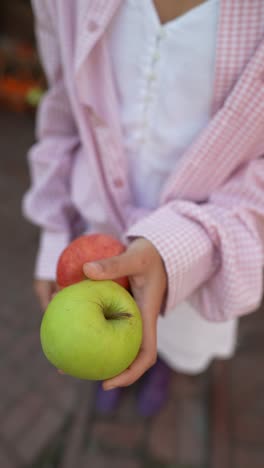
[22, 0, 81, 279]
[125, 157, 264, 322]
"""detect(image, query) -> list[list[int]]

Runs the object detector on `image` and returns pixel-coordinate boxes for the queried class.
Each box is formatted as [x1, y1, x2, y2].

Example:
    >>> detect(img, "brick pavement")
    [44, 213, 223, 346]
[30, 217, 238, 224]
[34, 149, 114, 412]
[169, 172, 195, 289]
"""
[0, 110, 79, 468]
[1, 110, 264, 468]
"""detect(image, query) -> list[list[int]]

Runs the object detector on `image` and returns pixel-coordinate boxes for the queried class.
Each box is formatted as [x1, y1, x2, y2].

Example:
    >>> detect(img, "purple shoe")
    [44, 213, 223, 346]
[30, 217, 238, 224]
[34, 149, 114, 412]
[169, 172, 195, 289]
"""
[137, 357, 172, 417]
[95, 383, 123, 415]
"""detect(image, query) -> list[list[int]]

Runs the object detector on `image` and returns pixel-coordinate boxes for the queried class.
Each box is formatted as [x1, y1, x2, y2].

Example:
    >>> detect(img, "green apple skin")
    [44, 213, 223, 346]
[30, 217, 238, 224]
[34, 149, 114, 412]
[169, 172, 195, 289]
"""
[40, 279, 142, 380]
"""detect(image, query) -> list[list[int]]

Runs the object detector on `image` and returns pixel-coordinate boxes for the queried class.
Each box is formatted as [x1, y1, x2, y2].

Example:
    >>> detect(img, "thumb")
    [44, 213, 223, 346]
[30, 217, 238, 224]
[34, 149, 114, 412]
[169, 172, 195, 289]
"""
[83, 249, 141, 281]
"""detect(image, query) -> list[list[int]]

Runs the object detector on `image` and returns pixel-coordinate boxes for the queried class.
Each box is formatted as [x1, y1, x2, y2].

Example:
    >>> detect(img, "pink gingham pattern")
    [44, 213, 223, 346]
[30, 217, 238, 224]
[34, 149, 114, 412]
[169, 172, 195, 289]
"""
[23, 0, 264, 321]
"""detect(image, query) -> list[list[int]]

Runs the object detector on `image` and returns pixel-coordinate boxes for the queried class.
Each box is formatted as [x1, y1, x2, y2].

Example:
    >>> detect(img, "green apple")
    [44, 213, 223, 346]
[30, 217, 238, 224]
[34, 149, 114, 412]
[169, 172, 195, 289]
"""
[40, 279, 142, 380]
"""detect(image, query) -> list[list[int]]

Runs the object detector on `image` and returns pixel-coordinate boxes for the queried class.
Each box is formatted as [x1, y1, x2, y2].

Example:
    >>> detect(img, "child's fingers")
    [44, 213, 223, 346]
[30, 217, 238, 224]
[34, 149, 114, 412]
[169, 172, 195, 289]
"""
[34, 281, 50, 310]
[51, 283, 61, 300]
[83, 252, 139, 281]
[83, 238, 152, 281]
[34, 280, 56, 311]
[102, 348, 156, 390]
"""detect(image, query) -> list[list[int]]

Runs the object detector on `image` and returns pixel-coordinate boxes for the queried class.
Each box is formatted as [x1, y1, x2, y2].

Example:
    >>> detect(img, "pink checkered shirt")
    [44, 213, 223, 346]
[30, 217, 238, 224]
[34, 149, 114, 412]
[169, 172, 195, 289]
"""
[23, 0, 264, 321]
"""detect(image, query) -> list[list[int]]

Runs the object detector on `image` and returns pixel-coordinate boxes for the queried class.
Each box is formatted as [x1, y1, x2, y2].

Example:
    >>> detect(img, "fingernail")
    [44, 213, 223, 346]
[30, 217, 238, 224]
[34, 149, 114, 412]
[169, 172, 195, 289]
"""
[84, 262, 103, 274]
[105, 386, 115, 391]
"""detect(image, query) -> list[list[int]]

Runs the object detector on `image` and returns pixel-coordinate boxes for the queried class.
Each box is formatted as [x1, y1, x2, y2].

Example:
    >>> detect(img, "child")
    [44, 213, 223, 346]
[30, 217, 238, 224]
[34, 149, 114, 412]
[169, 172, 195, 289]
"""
[23, 0, 264, 416]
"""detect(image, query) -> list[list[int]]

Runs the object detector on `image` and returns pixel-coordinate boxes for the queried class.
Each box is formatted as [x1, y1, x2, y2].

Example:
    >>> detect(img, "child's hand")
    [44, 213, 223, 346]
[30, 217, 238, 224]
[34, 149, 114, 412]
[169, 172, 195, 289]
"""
[34, 279, 59, 311]
[83, 237, 167, 390]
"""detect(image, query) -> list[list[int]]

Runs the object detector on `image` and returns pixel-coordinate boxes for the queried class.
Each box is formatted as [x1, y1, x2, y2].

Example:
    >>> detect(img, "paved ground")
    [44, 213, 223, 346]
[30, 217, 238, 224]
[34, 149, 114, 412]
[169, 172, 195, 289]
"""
[1, 109, 264, 468]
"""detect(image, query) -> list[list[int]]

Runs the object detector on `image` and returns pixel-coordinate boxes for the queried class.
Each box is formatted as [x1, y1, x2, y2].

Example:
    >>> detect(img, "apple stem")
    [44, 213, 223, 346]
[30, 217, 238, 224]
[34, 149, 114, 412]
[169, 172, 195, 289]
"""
[106, 312, 132, 320]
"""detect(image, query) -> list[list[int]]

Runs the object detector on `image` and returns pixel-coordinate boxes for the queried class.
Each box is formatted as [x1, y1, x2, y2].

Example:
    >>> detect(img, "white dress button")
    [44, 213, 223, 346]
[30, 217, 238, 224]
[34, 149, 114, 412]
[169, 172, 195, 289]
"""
[153, 52, 160, 63]
[147, 72, 156, 82]
[156, 29, 166, 41]
[144, 94, 152, 102]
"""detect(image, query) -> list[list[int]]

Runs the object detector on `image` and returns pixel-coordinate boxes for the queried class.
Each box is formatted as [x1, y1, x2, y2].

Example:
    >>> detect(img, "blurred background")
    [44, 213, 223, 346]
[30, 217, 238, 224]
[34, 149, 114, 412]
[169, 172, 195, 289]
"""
[1, 1, 264, 467]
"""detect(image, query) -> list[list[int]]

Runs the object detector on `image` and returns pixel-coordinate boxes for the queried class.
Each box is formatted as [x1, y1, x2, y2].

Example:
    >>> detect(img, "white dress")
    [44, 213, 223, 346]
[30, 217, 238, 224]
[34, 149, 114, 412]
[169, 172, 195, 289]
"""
[107, 0, 238, 374]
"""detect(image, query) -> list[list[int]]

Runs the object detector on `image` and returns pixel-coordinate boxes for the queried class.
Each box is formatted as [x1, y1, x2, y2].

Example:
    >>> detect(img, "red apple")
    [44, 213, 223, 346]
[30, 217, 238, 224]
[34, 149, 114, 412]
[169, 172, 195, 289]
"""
[56, 233, 129, 289]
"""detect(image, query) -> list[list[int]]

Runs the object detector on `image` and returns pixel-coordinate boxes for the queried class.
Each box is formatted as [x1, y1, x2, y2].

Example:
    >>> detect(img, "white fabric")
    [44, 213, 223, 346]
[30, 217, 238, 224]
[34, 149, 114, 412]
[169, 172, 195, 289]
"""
[108, 0, 237, 374]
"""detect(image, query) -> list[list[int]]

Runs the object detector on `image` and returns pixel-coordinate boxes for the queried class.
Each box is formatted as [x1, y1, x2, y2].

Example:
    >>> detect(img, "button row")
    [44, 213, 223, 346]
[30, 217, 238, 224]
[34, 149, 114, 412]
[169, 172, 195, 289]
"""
[139, 29, 165, 137]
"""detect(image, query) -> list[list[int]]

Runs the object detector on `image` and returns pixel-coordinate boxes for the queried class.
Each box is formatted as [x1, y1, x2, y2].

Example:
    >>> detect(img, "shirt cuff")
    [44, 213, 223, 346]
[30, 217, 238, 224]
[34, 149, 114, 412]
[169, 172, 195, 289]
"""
[125, 205, 217, 314]
[35, 229, 70, 280]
